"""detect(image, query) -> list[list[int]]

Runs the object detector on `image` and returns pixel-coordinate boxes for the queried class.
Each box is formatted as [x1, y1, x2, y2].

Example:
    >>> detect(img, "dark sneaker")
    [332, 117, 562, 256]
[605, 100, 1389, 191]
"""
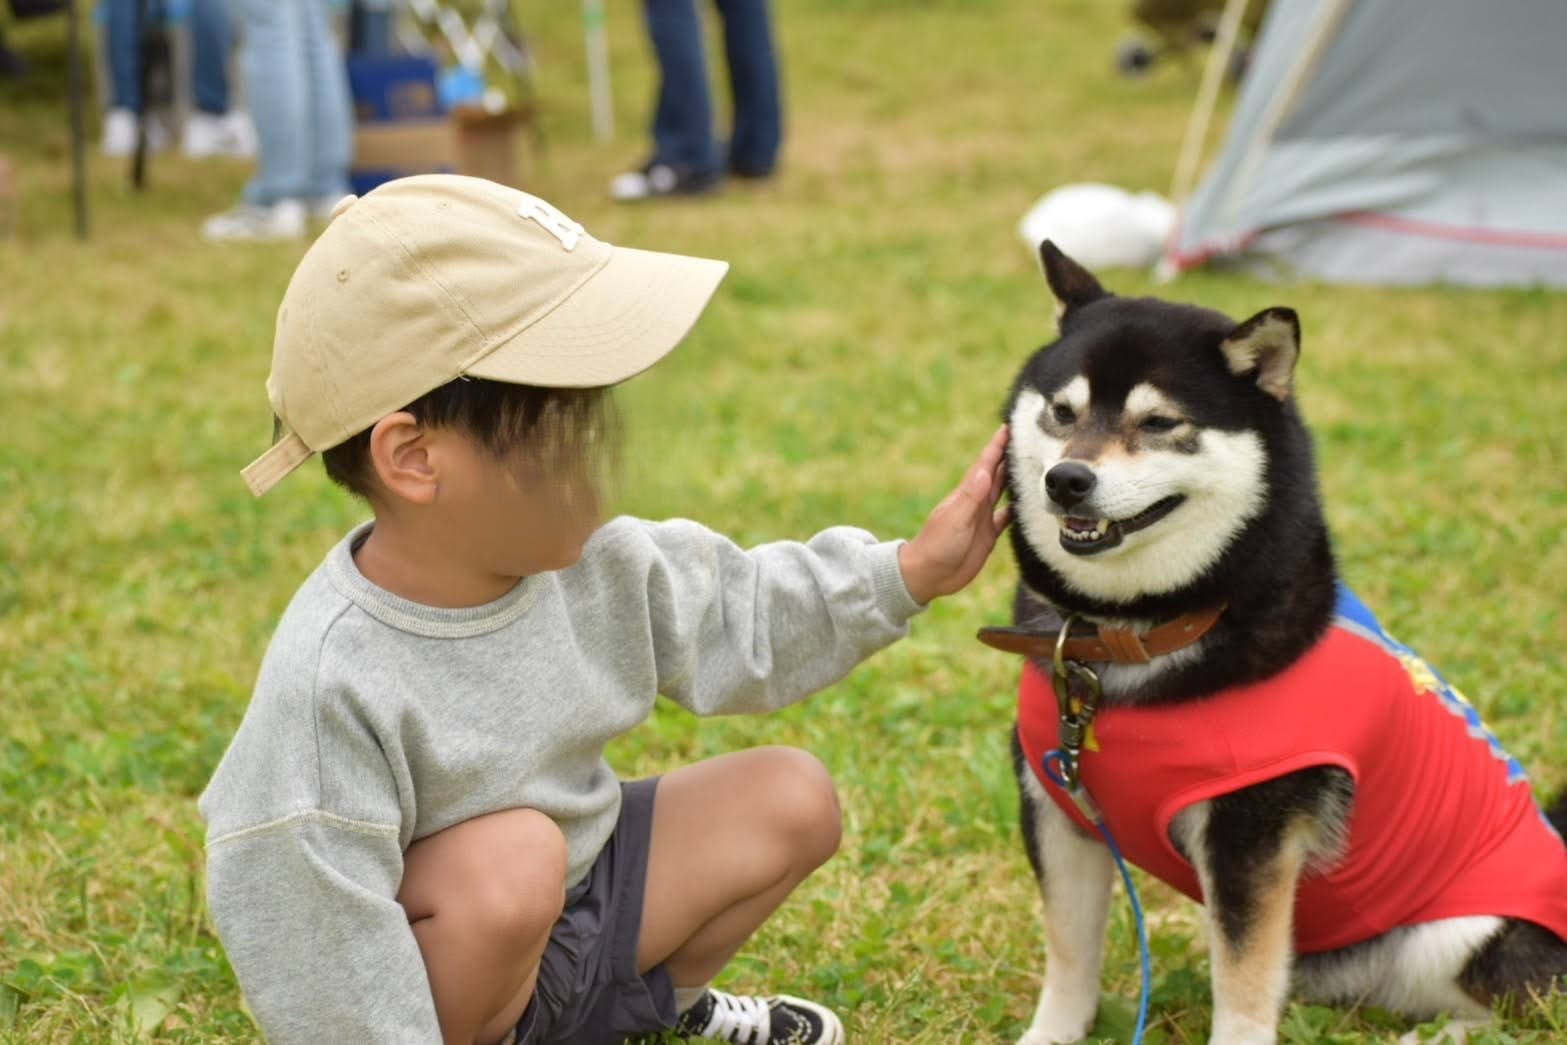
[672, 988, 845, 1044]
[727, 162, 775, 181]
[718, 139, 776, 180]
[608, 162, 722, 202]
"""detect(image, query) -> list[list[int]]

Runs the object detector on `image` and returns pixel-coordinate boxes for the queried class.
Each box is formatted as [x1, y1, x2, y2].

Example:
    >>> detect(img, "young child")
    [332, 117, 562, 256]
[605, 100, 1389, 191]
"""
[200, 174, 1010, 1045]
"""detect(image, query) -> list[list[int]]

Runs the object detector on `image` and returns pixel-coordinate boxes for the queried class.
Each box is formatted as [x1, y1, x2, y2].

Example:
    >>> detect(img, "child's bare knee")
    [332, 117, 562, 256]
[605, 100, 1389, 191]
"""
[756, 747, 842, 867]
[403, 808, 568, 941]
[471, 810, 569, 939]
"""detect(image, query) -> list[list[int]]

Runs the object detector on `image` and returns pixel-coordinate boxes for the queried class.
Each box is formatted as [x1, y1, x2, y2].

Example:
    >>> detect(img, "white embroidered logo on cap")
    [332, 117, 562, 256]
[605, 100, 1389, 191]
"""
[517, 194, 584, 251]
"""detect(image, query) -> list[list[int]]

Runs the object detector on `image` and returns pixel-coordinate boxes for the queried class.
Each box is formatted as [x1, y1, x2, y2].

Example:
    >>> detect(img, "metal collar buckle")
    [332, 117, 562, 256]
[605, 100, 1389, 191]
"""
[1051, 614, 1103, 795]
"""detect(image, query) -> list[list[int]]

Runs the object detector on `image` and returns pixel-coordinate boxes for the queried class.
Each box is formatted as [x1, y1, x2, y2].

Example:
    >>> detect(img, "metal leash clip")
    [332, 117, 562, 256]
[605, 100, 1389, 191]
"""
[1050, 614, 1103, 806]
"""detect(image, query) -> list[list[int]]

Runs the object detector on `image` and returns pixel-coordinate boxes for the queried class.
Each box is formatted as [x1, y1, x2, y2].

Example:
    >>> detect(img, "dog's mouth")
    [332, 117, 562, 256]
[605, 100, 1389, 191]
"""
[1057, 495, 1186, 556]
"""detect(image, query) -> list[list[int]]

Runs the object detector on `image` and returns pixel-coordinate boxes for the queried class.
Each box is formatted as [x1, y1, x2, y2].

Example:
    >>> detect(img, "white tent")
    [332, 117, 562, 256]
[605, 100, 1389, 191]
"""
[1165, 0, 1567, 286]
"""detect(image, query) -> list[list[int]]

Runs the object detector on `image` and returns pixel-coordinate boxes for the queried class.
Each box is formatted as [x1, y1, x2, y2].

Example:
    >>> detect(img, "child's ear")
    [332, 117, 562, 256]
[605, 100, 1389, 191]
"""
[1038, 240, 1109, 322]
[368, 413, 439, 505]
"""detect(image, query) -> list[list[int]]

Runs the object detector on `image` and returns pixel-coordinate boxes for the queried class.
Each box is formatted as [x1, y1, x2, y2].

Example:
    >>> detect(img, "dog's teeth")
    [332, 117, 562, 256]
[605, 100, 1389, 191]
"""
[1059, 517, 1109, 542]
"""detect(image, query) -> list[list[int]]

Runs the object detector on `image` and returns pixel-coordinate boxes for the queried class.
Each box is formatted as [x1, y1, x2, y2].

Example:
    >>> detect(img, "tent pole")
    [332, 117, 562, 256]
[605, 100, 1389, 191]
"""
[1219, 0, 1357, 225]
[1169, 0, 1251, 206]
[583, 0, 613, 142]
[66, 0, 90, 239]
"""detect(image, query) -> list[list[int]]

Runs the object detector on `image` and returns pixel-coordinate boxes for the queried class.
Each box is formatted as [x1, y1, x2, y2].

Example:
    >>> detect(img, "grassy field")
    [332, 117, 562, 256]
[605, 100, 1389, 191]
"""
[3, 1, 1565, 1041]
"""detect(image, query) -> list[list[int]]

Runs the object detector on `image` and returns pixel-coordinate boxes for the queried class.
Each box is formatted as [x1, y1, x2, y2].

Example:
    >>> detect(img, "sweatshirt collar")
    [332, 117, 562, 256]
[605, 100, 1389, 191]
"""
[325, 522, 539, 638]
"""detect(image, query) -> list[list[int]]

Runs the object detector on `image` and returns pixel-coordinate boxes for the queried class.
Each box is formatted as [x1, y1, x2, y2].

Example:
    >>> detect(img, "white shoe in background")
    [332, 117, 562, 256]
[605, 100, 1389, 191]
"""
[201, 199, 308, 241]
[307, 193, 354, 224]
[223, 112, 258, 158]
[101, 109, 136, 157]
[183, 110, 257, 159]
[102, 108, 169, 158]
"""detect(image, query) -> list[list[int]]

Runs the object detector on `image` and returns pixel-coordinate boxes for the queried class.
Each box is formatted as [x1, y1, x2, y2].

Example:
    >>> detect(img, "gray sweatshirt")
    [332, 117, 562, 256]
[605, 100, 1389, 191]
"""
[199, 516, 924, 1043]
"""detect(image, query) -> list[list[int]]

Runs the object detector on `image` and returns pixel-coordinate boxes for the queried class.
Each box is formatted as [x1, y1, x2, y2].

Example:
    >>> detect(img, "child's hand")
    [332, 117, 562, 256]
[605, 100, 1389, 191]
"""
[898, 425, 1011, 604]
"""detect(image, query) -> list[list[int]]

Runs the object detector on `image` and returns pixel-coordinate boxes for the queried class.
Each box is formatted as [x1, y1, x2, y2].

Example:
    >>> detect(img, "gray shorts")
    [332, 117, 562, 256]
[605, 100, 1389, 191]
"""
[516, 778, 677, 1045]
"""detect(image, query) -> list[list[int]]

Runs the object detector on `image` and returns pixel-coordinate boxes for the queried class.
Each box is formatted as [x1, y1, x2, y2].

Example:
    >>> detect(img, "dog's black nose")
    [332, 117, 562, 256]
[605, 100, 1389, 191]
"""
[1045, 462, 1097, 509]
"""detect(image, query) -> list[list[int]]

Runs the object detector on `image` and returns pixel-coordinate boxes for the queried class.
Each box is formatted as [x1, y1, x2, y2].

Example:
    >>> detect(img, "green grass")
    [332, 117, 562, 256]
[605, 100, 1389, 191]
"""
[3, 2, 1565, 1041]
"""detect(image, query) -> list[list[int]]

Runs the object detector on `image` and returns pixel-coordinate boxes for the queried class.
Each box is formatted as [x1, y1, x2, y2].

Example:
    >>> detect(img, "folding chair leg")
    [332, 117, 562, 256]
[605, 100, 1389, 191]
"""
[67, 0, 91, 236]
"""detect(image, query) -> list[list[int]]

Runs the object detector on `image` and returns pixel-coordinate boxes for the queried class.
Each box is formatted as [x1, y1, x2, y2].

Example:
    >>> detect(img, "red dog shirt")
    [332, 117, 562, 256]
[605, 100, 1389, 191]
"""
[1016, 585, 1567, 953]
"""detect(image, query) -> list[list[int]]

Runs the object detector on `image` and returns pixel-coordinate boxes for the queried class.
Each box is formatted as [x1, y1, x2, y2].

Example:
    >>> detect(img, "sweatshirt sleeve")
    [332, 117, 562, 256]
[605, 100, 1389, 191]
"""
[205, 812, 440, 1044]
[634, 518, 926, 716]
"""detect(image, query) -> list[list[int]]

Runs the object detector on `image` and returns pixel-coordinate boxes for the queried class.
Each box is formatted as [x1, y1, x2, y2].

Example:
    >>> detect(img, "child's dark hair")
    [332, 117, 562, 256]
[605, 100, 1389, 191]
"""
[320, 377, 616, 501]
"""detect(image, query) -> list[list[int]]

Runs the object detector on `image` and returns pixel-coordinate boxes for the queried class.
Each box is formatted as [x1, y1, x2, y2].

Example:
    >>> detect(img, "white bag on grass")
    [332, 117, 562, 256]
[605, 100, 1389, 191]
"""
[1017, 183, 1176, 270]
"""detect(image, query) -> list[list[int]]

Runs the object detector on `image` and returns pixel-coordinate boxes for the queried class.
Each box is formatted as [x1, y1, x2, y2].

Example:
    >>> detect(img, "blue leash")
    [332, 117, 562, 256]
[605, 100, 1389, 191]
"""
[1042, 749, 1151, 1045]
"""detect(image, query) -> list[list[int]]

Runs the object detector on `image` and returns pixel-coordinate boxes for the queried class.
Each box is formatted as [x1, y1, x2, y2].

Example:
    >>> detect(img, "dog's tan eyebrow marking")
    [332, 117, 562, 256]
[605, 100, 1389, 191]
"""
[1125, 383, 1185, 419]
[1052, 376, 1090, 416]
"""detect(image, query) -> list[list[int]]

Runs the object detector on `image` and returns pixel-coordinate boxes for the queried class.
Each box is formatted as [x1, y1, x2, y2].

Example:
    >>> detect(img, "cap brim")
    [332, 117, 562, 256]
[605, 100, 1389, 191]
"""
[464, 245, 729, 388]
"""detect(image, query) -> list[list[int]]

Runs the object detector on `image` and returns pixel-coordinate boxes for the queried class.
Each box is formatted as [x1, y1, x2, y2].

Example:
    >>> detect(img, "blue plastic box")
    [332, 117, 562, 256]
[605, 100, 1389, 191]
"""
[347, 54, 444, 123]
[348, 54, 454, 194]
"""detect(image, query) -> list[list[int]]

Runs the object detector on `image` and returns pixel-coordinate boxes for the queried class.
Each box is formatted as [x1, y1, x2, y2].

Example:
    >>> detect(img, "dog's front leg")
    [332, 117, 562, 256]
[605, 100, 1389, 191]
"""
[1174, 784, 1324, 1045]
[1017, 760, 1115, 1045]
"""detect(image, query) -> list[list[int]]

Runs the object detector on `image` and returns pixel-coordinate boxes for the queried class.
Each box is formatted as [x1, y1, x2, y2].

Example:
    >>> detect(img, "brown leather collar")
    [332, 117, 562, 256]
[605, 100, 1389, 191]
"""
[976, 605, 1224, 665]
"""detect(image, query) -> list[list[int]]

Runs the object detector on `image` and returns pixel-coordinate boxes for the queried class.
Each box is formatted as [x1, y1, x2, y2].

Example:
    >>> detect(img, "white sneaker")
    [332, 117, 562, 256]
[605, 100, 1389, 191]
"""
[608, 162, 721, 202]
[102, 108, 169, 158]
[307, 193, 355, 224]
[201, 199, 308, 241]
[671, 989, 845, 1045]
[182, 110, 257, 159]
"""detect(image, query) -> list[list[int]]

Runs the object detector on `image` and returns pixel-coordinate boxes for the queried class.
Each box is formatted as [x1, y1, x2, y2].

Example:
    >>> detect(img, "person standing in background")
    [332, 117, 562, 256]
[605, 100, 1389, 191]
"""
[202, 0, 352, 241]
[610, 0, 782, 201]
[100, 0, 255, 159]
[348, 0, 393, 56]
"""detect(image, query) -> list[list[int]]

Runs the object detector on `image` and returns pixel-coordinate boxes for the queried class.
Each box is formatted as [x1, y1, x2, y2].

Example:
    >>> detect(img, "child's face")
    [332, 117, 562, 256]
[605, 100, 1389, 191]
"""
[431, 427, 603, 577]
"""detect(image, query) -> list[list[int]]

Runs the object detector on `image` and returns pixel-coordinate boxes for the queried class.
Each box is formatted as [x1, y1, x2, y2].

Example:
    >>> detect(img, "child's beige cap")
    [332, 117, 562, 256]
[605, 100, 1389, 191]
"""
[241, 174, 728, 496]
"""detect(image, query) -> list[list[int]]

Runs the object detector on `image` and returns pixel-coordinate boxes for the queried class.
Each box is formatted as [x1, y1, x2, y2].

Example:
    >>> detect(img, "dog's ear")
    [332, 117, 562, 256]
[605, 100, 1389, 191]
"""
[1220, 307, 1301, 401]
[1038, 240, 1108, 321]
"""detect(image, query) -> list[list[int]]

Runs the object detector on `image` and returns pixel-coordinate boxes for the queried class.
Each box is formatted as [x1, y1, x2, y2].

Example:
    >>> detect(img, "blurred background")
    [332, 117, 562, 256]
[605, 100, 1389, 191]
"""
[2, 1, 1564, 1040]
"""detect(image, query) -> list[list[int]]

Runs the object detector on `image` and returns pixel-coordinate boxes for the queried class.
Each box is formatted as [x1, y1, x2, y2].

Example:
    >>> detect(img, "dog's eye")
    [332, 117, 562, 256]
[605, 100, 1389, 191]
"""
[1139, 415, 1182, 433]
[1050, 403, 1076, 426]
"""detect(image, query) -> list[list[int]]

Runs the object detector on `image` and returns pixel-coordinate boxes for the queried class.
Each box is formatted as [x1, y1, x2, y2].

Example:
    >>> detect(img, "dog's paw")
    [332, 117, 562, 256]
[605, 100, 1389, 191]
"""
[1019, 972, 1100, 1043]
[1017, 1010, 1095, 1044]
[1208, 1011, 1278, 1045]
[1017, 1028, 1086, 1045]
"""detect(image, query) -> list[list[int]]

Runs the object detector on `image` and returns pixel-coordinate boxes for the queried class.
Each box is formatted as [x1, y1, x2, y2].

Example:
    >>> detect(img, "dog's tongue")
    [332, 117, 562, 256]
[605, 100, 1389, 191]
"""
[1065, 517, 1100, 532]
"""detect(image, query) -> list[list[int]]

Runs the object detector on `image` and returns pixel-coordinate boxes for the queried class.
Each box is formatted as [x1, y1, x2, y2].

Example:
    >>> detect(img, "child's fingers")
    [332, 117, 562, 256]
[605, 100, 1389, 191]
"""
[979, 424, 1008, 471]
[964, 426, 1010, 503]
[984, 426, 1009, 502]
[992, 504, 1011, 533]
[967, 467, 992, 501]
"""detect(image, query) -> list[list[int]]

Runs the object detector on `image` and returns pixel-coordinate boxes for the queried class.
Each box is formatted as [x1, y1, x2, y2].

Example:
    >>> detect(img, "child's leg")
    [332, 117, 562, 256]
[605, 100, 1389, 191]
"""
[636, 746, 842, 987]
[397, 808, 567, 1045]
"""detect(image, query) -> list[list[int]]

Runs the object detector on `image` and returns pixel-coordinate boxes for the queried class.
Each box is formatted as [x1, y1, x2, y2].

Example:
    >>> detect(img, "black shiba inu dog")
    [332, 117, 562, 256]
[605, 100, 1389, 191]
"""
[993, 243, 1567, 1044]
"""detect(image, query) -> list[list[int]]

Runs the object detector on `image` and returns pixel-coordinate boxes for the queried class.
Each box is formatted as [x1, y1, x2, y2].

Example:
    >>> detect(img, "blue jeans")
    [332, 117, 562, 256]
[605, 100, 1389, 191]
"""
[233, 0, 352, 205]
[107, 0, 232, 114]
[349, 0, 392, 56]
[644, 0, 782, 176]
